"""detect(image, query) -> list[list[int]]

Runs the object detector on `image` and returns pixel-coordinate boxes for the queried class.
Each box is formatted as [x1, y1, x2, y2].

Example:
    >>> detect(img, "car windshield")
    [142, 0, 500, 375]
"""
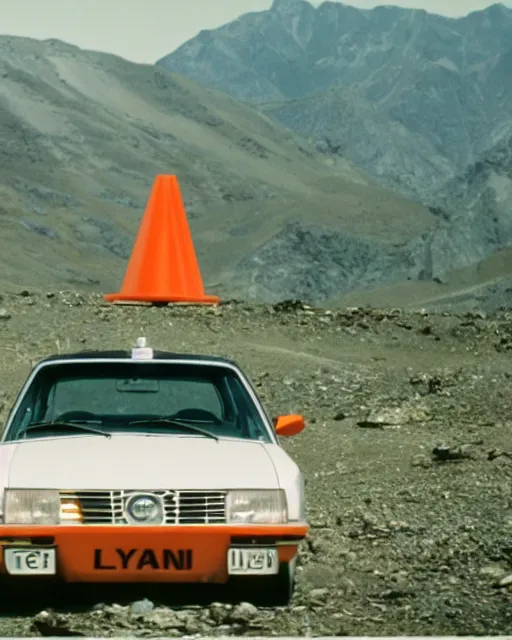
[4, 360, 273, 443]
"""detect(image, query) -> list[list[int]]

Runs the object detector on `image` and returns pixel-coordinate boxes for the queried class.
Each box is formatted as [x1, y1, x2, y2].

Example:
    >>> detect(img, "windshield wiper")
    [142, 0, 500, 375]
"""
[128, 418, 219, 442]
[22, 421, 111, 439]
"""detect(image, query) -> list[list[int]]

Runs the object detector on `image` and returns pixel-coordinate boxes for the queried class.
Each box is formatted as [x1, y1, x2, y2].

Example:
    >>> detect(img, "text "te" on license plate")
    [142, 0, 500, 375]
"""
[4, 548, 56, 575]
[227, 547, 279, 575]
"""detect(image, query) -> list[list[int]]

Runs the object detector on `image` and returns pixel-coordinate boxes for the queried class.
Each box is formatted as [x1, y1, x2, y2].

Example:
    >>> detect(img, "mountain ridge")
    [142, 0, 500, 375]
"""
[157, 1, 512, 201]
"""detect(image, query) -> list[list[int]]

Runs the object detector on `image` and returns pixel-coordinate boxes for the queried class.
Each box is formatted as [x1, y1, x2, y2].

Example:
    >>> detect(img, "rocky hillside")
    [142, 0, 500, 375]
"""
[232, 136, 512, 307]
[1, 34, 511, 309]
[411, 134, 512, 283]
[0, 33, 451, 304]
[157, 0, 512, 201]
[1, 293, 512, 635]
[333, 137, 512, 311]
[429, 134, 512, 286]
[437, 134, 512, 223]
[0, 35, 437, 293]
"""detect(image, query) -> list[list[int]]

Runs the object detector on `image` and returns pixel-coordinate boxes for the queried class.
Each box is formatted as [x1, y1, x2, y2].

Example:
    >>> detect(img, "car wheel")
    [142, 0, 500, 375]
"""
[230, 559, 296, 607]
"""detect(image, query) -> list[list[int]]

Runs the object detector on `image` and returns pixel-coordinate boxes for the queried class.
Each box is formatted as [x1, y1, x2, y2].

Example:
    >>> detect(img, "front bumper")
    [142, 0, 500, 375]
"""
[0, 523, 308, 583]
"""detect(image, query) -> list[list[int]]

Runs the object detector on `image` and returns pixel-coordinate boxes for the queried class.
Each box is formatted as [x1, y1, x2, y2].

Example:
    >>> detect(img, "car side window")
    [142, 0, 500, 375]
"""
[226, 375, 271, 442]
[7, 374, 47, 439]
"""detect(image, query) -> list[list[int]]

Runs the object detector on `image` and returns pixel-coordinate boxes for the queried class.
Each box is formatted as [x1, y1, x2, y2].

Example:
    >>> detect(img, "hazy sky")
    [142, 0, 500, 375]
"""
[1, 0, 510, 64]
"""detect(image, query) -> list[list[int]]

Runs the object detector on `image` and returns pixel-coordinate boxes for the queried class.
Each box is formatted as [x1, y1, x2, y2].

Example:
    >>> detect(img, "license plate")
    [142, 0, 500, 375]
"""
[3, 547, 56, 575]
[227, 547, 279, 575]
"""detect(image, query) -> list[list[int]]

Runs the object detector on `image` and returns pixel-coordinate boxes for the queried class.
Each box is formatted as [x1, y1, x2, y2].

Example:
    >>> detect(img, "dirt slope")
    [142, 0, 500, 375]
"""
[335, 247, 512, 312]
[0, 35, 436, 301]
[0, 292, 511, 635]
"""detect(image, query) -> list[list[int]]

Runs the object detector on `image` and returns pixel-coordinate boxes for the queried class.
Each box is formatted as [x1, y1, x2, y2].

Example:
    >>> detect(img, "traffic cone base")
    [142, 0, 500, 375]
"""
[104, 174, 219, 305]
[104, 293, 220, 304]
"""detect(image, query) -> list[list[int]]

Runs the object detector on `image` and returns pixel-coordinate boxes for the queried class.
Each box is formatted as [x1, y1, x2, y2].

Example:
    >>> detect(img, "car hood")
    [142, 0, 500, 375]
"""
[2, 434, 280, 490]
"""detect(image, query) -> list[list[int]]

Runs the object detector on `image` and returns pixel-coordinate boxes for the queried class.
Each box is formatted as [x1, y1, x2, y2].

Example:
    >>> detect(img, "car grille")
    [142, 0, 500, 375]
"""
[59, 490, 227, 525]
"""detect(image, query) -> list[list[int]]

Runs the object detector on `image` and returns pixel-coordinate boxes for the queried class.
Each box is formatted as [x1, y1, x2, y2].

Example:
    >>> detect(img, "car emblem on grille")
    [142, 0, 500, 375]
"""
[124, 493, 164, 525]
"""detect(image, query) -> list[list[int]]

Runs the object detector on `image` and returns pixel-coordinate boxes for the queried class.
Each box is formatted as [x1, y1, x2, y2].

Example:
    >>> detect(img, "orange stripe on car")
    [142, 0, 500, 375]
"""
[0, 524, 308, 583]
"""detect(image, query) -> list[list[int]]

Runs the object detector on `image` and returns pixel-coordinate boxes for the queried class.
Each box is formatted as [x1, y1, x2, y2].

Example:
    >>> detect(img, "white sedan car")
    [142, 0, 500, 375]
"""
[0, 338, 308, 606]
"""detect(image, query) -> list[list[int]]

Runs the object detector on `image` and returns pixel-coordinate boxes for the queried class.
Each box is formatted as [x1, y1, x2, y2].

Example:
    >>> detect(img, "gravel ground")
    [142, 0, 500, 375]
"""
[0, 291, 511, 636]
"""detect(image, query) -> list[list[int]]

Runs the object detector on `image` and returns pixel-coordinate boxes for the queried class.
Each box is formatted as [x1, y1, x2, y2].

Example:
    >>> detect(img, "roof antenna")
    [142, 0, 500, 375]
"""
[132, 336, 153, 360]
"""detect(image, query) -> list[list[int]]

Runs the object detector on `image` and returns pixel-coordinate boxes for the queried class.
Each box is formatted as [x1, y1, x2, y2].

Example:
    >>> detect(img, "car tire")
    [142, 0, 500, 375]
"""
[230, 559, 296, 607]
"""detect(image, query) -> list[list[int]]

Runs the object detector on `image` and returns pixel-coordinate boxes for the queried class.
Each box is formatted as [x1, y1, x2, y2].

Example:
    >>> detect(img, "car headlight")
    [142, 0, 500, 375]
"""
[4, 489, 61, 525]
[226, 489, 288, 524]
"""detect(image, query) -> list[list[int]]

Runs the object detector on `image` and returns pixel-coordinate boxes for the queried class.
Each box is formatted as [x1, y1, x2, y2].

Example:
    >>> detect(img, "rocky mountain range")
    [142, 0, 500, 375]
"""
[158, 0, 512, 202]
[0, 34, 442, 304]
[1, 1, 512, 310]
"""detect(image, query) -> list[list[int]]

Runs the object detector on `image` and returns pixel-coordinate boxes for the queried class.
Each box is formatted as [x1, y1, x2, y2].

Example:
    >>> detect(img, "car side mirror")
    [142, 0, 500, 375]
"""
[274, 414, 305, 437]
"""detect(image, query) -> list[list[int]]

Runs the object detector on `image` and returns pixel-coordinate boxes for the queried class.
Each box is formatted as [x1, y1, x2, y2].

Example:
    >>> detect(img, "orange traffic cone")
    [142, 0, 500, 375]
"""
[104, 174, 220, 305]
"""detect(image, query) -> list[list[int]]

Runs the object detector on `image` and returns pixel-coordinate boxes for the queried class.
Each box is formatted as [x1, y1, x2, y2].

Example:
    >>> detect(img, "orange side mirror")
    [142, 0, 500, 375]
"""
[274, 414, 305, 437]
